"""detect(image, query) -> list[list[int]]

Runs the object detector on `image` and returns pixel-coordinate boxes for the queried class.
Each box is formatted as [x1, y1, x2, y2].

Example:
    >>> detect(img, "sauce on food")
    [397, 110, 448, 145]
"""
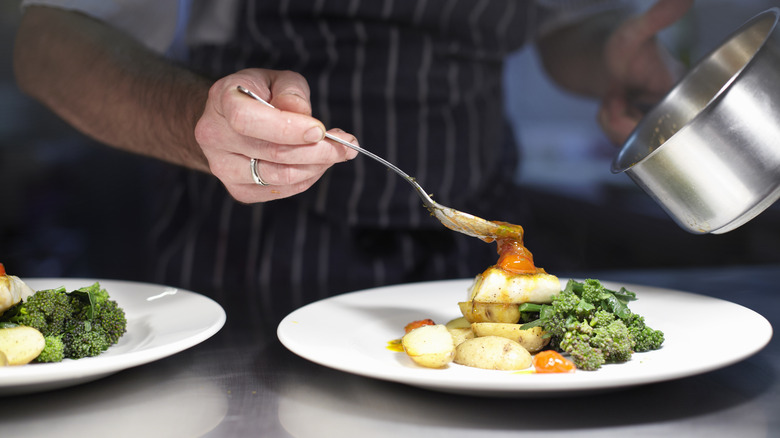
[495, 238, 538, 275]
[483, 220, 541, 275]
[386, 339, 404, 352]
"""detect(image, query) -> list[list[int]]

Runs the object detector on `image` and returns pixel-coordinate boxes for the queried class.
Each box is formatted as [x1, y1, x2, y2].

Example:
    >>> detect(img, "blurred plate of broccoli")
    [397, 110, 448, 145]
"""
[0, 279, 225, 396]
[1, 282, 128, 362]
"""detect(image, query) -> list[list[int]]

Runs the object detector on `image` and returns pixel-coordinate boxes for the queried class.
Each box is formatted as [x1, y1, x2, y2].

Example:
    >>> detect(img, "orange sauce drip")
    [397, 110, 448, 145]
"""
[495, 238, 538, 275]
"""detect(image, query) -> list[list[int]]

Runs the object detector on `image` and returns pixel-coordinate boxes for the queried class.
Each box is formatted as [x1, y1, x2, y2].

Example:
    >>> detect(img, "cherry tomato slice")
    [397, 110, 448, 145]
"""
[533, 350, 576, 373]
[404, 319, 435, 333]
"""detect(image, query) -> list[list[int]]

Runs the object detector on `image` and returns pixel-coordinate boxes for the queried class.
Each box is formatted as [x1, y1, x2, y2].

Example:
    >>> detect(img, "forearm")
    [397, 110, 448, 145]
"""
[13, 6, 211, 172]
[535, 11, 626, 98]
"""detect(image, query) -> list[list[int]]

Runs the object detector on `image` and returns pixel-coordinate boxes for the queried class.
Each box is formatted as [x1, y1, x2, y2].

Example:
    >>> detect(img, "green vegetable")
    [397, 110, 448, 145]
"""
[520, 279, 664, 371]
[0, 282, 126, 363]
[1, 287, 74, 335]
[36, 336, 65, 363]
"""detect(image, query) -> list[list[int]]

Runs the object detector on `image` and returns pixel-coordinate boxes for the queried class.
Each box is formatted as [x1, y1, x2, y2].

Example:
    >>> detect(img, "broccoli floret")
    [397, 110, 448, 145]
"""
[1, 288, 75, 336]
[520, 279, 663, 370]
[85, 284, 110, 304]
[80, 298, 127, 346]
[64, 284, 127, 359]
[35, 336, 65, 363]
[590, 309, 616, 327]
[591, 320, 633, 363]
[541, 287, 592, 343]
[0, 282, 127, 362]
[62, 321, 113, 359]
[559, 326, 606, 371]
[61, 284, 127, 359]
[625, 313, 665, 352]
[581, 279, 608, 304]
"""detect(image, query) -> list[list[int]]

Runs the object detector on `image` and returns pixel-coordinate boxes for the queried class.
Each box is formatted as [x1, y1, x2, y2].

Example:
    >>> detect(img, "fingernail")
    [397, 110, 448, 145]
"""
[304, 126, 324, 143]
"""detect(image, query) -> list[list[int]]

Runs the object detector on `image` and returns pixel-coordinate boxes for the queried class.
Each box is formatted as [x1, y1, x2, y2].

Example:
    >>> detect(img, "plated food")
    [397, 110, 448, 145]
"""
[0, 264, 34, 315]
[398, 224, 664, 372]
[1, 278, 226, 396]
[0, 264, 127, 366]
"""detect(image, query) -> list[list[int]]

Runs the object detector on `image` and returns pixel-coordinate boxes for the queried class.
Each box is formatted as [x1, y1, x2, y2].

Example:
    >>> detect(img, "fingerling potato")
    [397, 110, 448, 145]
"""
[445, 317, 475, 346]
[471, 322, 550, 353]
[402, 324, 455, 368]
[448, 328, 475, 347]
[0, 326, 46, 365]
[453, 336, 532, 370]
[445, 317, 471, 330]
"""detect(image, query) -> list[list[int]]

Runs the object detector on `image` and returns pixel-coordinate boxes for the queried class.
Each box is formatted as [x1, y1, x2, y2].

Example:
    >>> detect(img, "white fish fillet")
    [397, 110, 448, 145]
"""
[468, 267, 561, 304]
[0, 274, 35, 315]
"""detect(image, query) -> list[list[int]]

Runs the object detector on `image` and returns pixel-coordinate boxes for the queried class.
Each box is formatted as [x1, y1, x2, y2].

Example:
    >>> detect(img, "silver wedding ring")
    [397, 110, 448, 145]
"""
[249, 158, 270, 186]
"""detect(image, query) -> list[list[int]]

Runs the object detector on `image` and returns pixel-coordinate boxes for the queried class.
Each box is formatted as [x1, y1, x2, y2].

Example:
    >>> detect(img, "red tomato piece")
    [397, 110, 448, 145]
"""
[404, 319, 435, 333]
[533, 350, 576, 373]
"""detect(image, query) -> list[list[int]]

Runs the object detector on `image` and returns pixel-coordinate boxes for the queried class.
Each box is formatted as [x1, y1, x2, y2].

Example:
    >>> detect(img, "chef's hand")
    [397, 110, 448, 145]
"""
[598, 0, 694, 145]
[195, 68, 358, 203]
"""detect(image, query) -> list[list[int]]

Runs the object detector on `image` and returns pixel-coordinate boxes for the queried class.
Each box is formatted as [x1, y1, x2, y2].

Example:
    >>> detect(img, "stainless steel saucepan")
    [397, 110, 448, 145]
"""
[612, 7, 780, 234]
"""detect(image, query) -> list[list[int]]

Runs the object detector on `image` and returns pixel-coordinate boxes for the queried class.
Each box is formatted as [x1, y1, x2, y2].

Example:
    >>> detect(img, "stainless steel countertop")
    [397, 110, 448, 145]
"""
[1, 265, 777, 438]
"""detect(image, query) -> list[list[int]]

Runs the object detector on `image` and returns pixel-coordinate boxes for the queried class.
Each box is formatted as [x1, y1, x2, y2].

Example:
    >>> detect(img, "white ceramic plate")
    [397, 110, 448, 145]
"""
[277, 279, 773, 397]
[0, 278, 226, 396]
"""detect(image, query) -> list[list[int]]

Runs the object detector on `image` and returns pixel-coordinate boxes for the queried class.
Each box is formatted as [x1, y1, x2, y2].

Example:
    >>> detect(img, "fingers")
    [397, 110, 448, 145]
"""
[195, 69, 360, 204]
[635, 0, 695, 40]
[202, 124, 358, 170]
[607, 0, 693, 78]
[205, 130, 359, 187]
[600, 0, 691, 140]
[228, 171, 326, 204]
[218, 83, 326, 147]
[597, 88, 643, 146]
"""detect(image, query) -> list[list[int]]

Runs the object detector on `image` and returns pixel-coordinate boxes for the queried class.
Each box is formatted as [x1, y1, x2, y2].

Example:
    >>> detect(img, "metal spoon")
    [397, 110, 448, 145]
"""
[236, 85, 523, 242]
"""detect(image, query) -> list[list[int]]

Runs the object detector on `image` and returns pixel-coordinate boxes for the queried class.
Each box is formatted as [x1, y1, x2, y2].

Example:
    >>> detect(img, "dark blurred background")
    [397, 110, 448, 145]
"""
[1, 1, 779, 282]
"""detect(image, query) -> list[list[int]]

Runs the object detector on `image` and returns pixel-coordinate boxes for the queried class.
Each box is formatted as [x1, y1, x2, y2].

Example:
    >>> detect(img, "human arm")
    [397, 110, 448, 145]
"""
[13, 6, 357, 203]
[535, 0, 694, 144]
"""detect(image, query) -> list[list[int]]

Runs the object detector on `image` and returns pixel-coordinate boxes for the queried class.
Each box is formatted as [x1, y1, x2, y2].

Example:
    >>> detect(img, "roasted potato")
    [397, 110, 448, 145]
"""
[445, 316, 470, 330]
[470, 322, 550, 353]
[458, 301, 520, 323]
[448, 328, 474, 347]
[453, 336, 532, 370]
[402, 324, 455, 368]
[0, 326, 45, 365]
[445, 317, 475, 347]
